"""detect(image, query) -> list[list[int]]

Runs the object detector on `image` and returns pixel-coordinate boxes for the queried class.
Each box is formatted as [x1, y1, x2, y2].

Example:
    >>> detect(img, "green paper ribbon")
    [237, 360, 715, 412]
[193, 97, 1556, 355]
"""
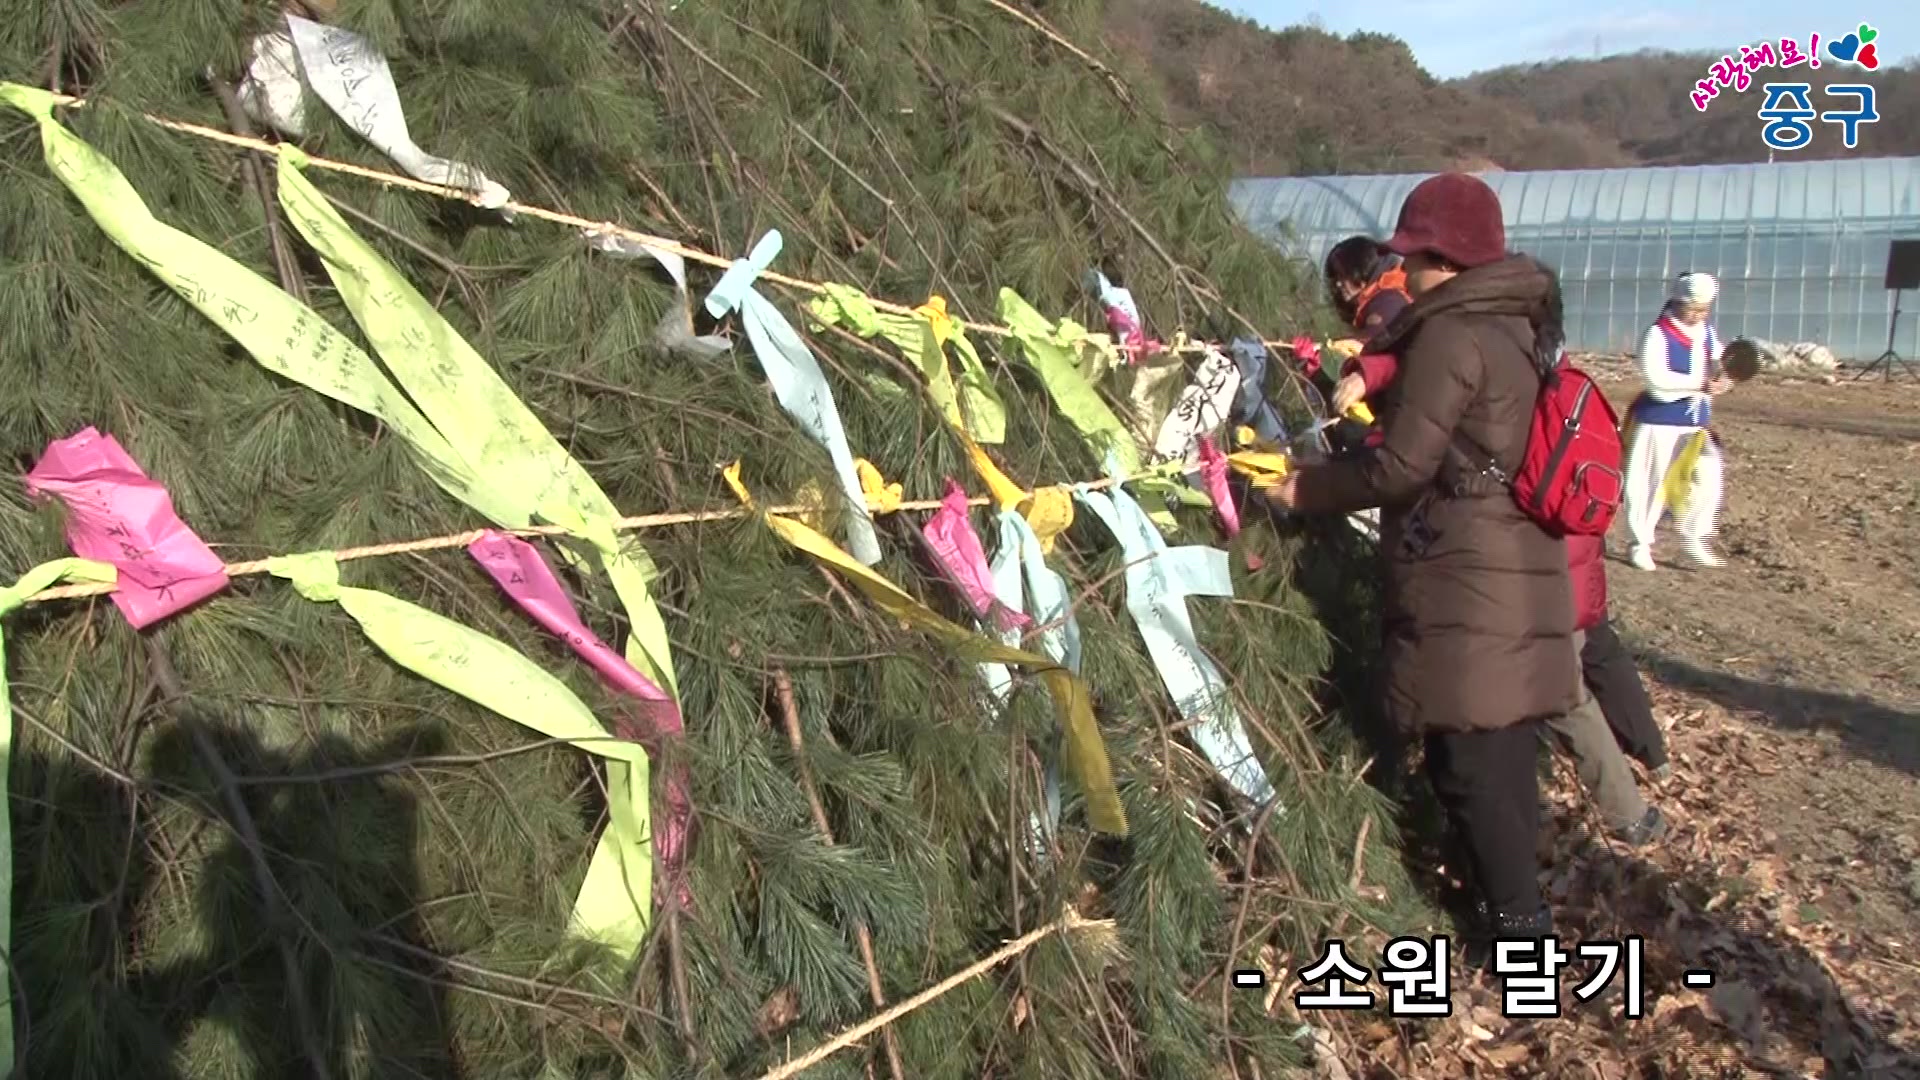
[2, 84, 670, 958]
[266, 553, 654, 951]
[271, 151, 676, 700]
[995, 288, 1141, 474]
[0, 558, 118, 1074]
[809, 284, 1007, 444]
[273, 155, 673, 953]
[0, 83, 518, 527]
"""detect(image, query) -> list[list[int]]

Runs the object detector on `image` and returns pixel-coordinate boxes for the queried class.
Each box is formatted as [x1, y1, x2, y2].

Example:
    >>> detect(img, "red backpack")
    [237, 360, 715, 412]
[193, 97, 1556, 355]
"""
[1455, 351, 1624, 536]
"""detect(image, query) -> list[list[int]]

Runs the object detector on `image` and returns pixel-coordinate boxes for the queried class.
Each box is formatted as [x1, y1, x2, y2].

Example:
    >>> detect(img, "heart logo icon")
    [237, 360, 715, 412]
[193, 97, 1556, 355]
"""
[1829, 33, 1861, 63]
[1860, 42, 1880, 69]
[1859, 23, 1877, 44]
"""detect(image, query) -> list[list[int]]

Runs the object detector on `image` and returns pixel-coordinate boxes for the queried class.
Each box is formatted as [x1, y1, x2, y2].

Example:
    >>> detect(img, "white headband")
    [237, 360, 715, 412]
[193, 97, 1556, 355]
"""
[1670, 272, 1718, 306]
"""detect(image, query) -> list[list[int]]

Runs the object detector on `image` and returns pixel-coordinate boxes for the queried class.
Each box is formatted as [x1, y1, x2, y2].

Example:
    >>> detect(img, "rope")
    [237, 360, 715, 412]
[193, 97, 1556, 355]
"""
[19, 475, 1130, 606]
[39, 91, 1302, 358]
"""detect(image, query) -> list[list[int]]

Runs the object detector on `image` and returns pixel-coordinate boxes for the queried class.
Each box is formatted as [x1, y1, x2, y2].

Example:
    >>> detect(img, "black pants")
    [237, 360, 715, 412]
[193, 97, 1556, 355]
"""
[1581, 619, 1668, 769]
[1424, 723, 1543, 918]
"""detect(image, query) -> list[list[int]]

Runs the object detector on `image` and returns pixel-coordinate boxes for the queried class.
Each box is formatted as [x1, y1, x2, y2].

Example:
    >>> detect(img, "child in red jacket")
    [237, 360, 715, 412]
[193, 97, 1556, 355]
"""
[1337, 354, 1670, 840]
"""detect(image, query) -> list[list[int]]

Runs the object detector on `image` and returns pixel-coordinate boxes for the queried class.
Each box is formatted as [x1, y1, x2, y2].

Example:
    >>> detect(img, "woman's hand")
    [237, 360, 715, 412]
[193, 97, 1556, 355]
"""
[1331, 373, 1366, 415]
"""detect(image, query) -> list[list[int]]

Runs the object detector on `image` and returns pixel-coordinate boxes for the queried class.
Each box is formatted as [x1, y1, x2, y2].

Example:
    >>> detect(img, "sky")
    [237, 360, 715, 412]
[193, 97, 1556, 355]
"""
[1209, 1, 1918, 80]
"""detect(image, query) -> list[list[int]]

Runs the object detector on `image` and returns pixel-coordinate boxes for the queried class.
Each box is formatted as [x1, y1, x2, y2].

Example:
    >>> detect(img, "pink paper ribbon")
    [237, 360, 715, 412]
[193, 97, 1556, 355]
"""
[922, 479, 1031, 633]
[1197, 436, 1240, 538]
[1101, 302, 1162, 364]
[1291, 334, 1322, 377]
[24, 427, 229, 629]
[467, 530, 693, 907]
[469, 532, 681, 736]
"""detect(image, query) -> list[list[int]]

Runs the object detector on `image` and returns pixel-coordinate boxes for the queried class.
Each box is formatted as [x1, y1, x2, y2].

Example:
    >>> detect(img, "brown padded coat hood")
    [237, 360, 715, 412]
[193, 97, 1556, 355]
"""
[1293, 255, 1579, 735]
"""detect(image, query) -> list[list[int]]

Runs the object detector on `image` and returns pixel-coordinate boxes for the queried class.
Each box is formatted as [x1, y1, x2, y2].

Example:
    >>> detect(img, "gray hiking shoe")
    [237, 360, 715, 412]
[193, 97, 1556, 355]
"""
[1619, 807, 1668, 847]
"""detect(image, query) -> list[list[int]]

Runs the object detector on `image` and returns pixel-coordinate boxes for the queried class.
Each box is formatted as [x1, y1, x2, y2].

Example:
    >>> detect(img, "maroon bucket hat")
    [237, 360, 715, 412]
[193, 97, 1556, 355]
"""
[1384, 172, 1507, 269]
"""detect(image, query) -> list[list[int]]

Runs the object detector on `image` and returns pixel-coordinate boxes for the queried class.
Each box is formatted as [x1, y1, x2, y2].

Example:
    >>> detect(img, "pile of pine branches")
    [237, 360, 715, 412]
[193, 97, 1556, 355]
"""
[0, 1, 1422, 1076]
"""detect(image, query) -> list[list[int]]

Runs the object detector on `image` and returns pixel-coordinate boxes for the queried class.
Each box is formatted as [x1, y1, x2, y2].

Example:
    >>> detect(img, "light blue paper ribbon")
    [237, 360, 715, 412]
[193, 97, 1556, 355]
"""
[991, 511, 1077, 858]
[1074, 457, 1277, 810]
[1228, 337, 1291, 445]
[979, 516, 1021, 703]
[704, 231, 881, 565]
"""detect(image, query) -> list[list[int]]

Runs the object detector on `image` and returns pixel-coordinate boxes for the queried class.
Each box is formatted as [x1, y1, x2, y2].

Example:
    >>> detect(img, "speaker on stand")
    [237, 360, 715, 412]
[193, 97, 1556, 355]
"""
[1852, 239, 1920, 383]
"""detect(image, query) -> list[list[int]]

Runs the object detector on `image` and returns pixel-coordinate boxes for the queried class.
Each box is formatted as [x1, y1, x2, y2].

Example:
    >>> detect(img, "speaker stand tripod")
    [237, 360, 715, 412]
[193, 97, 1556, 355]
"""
[1852, 290, 1918, 382]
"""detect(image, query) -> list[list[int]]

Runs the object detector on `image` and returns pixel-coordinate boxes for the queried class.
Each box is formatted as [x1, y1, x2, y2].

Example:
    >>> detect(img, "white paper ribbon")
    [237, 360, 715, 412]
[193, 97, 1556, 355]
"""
[583, 229, 733, 359]
[703, 231, 881, 565]
[982, 511, 1080, 860]
[1074, 459, 1277, 811]
[1152, 344, 1241, 463]
[238, 16, 513, 212]
[234, 30, 308, 136]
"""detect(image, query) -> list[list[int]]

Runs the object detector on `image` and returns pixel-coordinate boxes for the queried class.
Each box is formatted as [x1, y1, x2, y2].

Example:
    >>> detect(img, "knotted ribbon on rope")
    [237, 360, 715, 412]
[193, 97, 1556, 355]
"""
[1073, 456, 1278, 810]
[723, 463, 1126, 835]
[266, 553, 656, 947]
[705, 233, 883, 566]
[809, 284, 1007, 445]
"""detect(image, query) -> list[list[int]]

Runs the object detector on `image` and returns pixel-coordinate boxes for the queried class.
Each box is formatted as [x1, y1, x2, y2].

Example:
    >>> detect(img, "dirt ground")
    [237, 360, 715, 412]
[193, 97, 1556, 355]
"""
[1314, 363, 1920, 1079]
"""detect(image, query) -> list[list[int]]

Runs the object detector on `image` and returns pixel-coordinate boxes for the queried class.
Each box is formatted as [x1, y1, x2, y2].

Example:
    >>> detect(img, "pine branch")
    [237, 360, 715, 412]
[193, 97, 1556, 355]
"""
[772, 667, 905, 1080]
[753, 906, 1113, 1080]
[974, 0, 1172, 153]
[208, 75, 307, 304]
[140, 638, 335, 1080]
[1222, 794, 1282, 1080]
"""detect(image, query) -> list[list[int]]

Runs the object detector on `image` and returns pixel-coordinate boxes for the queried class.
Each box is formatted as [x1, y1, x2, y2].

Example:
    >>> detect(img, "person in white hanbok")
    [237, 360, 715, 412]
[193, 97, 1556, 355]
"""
[1622, 271, 1734, 571]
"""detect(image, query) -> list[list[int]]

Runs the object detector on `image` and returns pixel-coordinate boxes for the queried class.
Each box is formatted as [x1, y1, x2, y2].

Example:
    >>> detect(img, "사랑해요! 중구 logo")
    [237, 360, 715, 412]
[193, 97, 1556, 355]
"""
[1687, 23, 1884, 152]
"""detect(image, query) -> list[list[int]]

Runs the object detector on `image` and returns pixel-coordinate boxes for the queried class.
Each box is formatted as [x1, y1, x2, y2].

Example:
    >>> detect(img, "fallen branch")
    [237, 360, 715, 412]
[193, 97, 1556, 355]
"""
[207, 76, 306, 303]
[752, 906, 1113, 1080]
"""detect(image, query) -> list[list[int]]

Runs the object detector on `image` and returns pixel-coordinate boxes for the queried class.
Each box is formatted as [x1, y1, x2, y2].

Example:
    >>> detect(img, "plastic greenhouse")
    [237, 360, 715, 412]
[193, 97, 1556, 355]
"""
[1229, 157, 1920, 362]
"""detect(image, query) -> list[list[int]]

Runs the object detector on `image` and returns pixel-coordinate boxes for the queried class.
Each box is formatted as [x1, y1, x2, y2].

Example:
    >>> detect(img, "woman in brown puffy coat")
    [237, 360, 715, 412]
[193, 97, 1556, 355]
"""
[1270, 173, 1578, 959]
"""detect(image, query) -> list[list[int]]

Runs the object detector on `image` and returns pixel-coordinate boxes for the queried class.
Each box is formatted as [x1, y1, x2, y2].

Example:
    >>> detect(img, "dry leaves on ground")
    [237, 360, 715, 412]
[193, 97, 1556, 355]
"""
[1277, 682, 1920, 1079]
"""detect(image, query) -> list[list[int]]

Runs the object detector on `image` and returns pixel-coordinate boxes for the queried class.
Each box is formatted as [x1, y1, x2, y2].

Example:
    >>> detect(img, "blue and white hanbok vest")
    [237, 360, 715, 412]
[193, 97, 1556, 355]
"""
[1629, 316, 1718, 429]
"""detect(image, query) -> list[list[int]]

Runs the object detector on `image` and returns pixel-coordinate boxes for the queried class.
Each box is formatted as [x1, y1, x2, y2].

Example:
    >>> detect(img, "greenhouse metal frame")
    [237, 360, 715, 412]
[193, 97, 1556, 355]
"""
[1230, 156, 1920, 361]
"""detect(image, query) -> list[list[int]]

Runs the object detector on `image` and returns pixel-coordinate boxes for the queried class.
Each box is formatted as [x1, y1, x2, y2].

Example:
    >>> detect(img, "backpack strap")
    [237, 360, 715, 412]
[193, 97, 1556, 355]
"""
[1442, 342, 1560, 496]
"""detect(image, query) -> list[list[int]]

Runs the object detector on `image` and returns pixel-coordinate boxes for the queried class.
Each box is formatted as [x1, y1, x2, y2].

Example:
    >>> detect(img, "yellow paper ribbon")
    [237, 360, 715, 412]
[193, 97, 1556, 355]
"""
[722, 464, 1126, 835]
[1022, 487, 1076, 553]
[855, 458, 904, 514]
[1227, 450, 1292, 492]
[1, 558, 117, 1068]
[1660, 429, 1710, 519]
[961, 434, 1030, 513]
[266, 552, 653, 951]
[915, 295, 956, 350]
